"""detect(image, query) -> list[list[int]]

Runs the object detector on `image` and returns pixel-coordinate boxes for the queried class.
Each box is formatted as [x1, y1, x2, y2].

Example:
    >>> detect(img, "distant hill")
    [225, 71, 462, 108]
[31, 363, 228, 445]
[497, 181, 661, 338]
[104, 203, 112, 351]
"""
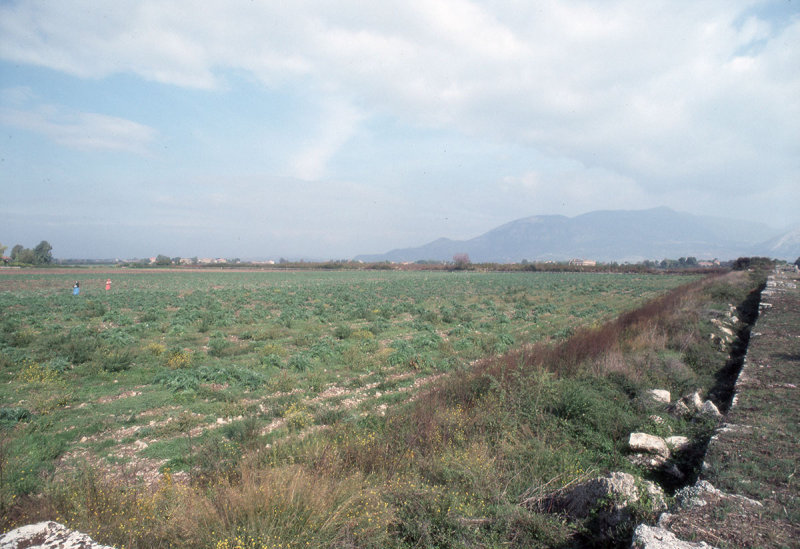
[355, 207, 792, 263]
[756, 227, 800, 261]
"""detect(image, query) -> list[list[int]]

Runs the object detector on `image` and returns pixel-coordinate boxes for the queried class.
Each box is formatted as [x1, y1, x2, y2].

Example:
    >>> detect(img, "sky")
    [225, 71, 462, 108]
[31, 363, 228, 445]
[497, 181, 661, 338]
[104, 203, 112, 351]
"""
[1, 0, 799, 260]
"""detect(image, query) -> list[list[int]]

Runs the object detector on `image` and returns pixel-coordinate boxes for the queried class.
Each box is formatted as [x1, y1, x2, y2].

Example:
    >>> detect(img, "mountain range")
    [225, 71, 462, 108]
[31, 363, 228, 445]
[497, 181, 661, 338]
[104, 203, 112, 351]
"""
[355, 207, 800, 263]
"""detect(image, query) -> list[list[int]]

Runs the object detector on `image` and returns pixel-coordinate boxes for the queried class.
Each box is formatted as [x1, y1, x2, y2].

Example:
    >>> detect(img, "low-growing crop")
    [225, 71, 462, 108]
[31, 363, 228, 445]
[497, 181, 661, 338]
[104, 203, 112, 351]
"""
[4, 267, 742, 547]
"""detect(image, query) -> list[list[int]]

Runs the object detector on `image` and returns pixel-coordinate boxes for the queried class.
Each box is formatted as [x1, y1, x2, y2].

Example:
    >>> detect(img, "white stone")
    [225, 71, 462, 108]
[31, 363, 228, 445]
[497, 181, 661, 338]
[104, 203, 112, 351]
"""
[629, 432, 670, 458]
[700, 400, 722, 418]
[670, 400, 691, 417]
[648, 389, 671, 404]
[537, 471, 666, 532]
[631, 524, 717, 548]
[665, 436, 691, 452]
[629, 454, 668, 469]
[685, 391, 704, 411]
[0, 521, 115, 549]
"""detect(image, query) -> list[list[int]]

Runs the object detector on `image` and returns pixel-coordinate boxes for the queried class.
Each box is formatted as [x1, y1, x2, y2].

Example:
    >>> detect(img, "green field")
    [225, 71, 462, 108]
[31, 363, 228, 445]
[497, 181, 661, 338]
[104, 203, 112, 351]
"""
[3, 268, 742, 547]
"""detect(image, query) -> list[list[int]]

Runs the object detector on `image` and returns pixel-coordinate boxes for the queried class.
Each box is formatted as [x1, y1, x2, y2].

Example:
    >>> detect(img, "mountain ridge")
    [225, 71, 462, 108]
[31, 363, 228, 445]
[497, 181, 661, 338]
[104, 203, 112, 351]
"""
[355, 207, 797, 263]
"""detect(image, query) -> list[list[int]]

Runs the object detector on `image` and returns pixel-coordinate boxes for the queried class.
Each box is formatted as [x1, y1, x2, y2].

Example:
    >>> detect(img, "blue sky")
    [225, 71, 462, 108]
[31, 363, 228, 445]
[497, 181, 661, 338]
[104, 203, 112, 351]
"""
[1, 0, 798, 260]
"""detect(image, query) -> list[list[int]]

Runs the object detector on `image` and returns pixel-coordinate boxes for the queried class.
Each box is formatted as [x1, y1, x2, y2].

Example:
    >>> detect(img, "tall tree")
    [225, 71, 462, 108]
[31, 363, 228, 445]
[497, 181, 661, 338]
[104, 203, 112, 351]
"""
[0, 242, 7, 256]
[33, 241, 53, 264]
[11, 244, 23, 261]
[17, 248, 35, 264]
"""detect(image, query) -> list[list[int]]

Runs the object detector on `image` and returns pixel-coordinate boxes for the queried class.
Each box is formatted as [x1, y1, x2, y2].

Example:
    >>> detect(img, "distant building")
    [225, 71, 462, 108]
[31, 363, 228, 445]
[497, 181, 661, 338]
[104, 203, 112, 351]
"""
[569, 259, 597, 266]
[698, 259, 720, 267]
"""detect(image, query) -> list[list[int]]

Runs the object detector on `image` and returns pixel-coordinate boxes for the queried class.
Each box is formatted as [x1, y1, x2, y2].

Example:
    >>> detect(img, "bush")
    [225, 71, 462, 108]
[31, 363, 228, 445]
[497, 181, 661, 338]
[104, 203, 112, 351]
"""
[79, 300, 107, 318]
[333, 325, 352, 340]
[288, 354, 312, 372]
[46, 356, 71, 373]
[222, 416, 260, 446]
[207, 335, 232, 357]
[164, 348, 192, 369]
[283, 402, 313, 431]
[98, 348, 134, 372]
[0, 407, 31, 423]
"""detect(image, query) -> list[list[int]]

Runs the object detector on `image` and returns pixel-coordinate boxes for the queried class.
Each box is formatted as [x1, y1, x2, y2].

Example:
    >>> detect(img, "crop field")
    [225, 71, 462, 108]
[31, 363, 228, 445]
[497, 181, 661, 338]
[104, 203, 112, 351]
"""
[1, 268, 720, 547]
[1, 270, 689, 483]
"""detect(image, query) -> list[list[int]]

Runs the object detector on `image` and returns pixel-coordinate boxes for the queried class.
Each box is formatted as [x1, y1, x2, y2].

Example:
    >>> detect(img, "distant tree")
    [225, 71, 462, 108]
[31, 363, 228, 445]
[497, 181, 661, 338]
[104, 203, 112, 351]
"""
[17, 248, 35, 264]
[155, 254, 172, 266]
[171, 257, 181, 265]
[453, 253, 471, 270]
[686, 256, 697, 266]
[11, 244, 23, 261]
[191, 257, 198, 265]
[33, 240, 53, 264]
[0, 242, 6, 257]
[795, 257, 800, 268]
[733, 256, 774, 271]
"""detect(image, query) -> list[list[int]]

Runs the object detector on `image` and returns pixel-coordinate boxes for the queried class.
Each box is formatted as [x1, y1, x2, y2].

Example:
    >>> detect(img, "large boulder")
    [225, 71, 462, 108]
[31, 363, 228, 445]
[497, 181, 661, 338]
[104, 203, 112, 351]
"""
[0, 521, 114, 548]
[535, 472, 666, 534]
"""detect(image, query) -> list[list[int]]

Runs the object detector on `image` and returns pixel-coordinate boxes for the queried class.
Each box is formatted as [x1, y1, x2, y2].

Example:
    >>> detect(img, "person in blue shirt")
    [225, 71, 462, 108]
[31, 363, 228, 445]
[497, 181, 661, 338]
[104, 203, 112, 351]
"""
[72, 281, 80, 296]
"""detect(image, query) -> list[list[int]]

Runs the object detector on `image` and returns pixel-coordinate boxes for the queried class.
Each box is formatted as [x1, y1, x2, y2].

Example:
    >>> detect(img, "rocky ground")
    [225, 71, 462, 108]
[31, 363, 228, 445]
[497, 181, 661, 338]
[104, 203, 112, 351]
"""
[636, 267, 800, 548]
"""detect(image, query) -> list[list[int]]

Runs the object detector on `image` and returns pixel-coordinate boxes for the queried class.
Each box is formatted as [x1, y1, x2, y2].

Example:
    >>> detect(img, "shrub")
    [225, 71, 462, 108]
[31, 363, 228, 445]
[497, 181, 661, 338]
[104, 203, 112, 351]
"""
[17, 361, 59, 384]
[207, 335, 232, 357]
[333, 325, 352, 340]
[283, 402, 313, 431]
[145, 342, 166, 356]
[46, 356, 71, 374]
[288, 354, 312, 372]
[137, 309, 159, 323]
[98, 348, 134, 372]
[260, 353, 284, 368]
[79, 300, 107, 318]
[0, 407, 31, 423]
[222, 416, 260, 446]
[164, 348, 192, 369]
[10, 327, 35, 347]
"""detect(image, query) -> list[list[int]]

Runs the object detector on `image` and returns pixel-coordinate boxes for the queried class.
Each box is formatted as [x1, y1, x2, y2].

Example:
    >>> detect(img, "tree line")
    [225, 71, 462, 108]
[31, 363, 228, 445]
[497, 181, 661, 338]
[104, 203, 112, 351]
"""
[0, 241, 53, 265]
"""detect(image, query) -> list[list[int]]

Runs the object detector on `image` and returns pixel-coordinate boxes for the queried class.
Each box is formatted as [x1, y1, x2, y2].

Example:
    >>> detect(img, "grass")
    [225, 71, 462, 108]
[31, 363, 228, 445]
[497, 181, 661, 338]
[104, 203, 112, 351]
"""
[0, 268, 766, 547]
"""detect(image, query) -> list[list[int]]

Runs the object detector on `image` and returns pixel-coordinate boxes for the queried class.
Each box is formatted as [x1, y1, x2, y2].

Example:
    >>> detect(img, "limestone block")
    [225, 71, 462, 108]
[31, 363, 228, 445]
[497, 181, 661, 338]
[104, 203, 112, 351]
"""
[629, 432, 670, 458]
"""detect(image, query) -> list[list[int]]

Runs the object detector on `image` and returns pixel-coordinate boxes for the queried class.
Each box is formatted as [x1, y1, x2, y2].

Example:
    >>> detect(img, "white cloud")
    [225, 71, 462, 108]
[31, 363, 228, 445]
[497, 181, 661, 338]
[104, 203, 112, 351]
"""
[0, 101, 157, 153]
[0, 0, 798, 228]
[286, 98, 363, 180]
